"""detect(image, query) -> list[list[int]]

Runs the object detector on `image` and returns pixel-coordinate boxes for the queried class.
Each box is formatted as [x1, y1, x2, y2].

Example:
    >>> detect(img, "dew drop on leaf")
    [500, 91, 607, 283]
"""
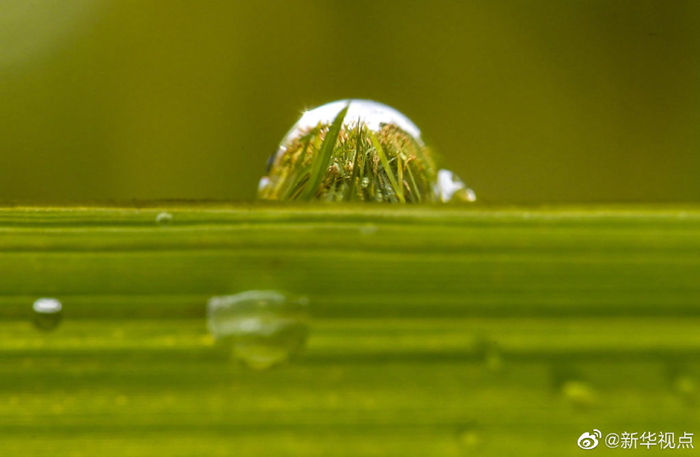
[258, 99, 476, 203]
[155, 212, 173, 226]
[207, 290, 309, 370]
[32, 298, 62, 331]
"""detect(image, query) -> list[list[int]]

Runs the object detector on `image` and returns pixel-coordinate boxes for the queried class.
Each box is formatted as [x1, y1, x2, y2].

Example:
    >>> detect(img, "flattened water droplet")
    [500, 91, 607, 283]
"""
[359, 223, 378, 235]
[32, 298, 62, 331]
[155, 212, 173, 226]
[551, 365, 598, 409]
[257, 99, 476, 203]
[561, 380, 597, 408]
[207, 290, 309, 370]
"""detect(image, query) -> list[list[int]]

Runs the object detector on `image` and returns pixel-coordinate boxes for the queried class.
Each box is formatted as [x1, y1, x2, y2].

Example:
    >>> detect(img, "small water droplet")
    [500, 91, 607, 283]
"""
[560, 380, 597, 408]
[457, 427, 481, 450]
[666, 365, 697, 404]
[551, 365, 597, 409]
[674, 375, 696, 398]
[359, 223, 378, 235]
[32, 298, 62, 331]
[464, 188, 477, 202]
[207, 290, 309, 370]
[155, 212, 173, 226]
[474, 337, 502, 371]
[434, 169, 477, 203]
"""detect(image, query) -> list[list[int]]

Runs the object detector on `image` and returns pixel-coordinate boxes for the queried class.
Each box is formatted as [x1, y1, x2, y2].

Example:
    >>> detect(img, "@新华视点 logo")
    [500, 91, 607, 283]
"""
[578, 430, 602, 449]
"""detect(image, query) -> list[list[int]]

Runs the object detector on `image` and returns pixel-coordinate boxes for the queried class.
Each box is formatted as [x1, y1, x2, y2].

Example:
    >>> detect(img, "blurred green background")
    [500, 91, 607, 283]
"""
[1, 0, 699, 203]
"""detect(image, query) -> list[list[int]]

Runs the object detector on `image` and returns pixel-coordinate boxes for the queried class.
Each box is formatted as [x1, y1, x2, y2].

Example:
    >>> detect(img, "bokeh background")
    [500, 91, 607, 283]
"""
[1, 0, 699, 203]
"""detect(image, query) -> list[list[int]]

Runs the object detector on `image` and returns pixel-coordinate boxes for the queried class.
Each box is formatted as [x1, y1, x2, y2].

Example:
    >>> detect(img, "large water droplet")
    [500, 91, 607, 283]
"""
[257, 99, 476, 203]
[207, 290, 309, 370]
[32, 298, 62, 331]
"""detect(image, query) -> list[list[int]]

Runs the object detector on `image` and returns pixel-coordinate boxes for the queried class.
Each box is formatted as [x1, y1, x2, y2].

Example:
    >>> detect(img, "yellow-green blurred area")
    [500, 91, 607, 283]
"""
[1, 204, 699, 456]
[1, 0, 699, 203]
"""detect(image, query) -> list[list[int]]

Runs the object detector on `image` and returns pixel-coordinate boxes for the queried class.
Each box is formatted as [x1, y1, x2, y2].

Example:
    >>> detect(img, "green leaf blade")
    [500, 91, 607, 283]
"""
[300, 104, 350, 201]
[367, 129, 405, 203]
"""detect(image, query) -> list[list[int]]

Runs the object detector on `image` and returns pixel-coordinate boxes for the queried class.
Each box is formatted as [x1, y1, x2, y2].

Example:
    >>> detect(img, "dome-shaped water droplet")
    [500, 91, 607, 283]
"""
[258, 99, 476, 203]
[207, 290, 309, 370]
[32, 298, 62, 331]
[155, 212, 173, 226]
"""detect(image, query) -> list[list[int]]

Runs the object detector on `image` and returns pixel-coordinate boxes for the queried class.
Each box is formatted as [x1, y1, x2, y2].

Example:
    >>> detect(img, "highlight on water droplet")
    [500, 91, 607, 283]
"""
[155, 212, 173, 226]
[207, 290, 310, 370]
[257, 99, 476, 203]
[561, 380, 597, 408]
[551, 365, 598, 409]
[434, 169, 477, 203]
[32, 298, 62, 331]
